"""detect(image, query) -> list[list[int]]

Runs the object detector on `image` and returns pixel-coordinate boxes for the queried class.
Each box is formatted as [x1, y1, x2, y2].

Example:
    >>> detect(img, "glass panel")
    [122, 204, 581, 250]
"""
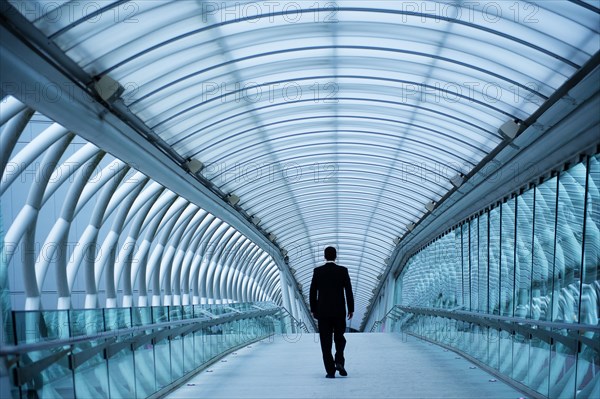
[462, 224, 470, 310]
[549, 328, 577, 398]
[106, 308, 133, 331]
[533, 178, 557, 322]
[498, 329, 513, 376]
[134, 336, 156, 398]
[581, 154, 599, 325]
[72, 341, 109, 399]
[501, 199, 516, 317]
[488, 327, 500, 370]
[170, 335, 184, 381]
[577, 154, 600, 398]
[194, 328, 205, 367]
[479, 213, 489, 313]
[529, 331, 551, 397]
[13, 310, 70, 344]
[554, 164, 586, 323]
[515, 190, 534, 318]
[489, 207, 501, 315]
[154, 335, 172, 388]
[16, 348, 74, 398]
[470, 219, 479, 312]
[70, 309, 104, 337]
[576, 334, 600, 399]
[392, 155, 599, 399]
[183, 333, 196, 374]
[107, 338, 136, 399]
[454, 228, 464, 308]
[511, 331, 530, 385]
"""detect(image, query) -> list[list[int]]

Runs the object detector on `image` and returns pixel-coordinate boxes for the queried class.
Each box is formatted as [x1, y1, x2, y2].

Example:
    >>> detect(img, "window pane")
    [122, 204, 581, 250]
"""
[515, 190, 534, 318]
[581, 154, 599, 325]
[554, 164, 586, 323]
[455, 228, 465, 308]
[462, 224, 470, 310]
[489, 207, 501, 315]
[470, 220, 479, 312]
[577, 154, 600, 399]
[501, 199, 516, 317]
[479, 213, 489, 313]
[533, 177, 557, 321]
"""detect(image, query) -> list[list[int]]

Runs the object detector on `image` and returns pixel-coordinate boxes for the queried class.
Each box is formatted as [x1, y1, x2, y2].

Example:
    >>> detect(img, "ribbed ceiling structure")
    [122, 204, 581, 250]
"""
[7, 0, 600, 326]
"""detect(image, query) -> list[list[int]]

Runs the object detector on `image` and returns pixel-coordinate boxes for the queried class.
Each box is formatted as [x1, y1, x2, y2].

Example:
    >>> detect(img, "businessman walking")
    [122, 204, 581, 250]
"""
[310, 246, 354, 378]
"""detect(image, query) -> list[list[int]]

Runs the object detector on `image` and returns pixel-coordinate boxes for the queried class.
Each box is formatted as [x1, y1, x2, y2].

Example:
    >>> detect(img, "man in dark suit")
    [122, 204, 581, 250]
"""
[310, 246, 354, 378]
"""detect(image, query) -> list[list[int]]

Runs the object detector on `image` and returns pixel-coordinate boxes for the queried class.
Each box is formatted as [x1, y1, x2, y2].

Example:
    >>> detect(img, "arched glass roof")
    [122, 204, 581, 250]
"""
[8, 0, 600, 326]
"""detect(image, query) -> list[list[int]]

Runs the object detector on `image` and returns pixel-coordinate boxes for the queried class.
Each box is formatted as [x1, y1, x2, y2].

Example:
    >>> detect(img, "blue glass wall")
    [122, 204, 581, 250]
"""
[396, 153, 600, 398]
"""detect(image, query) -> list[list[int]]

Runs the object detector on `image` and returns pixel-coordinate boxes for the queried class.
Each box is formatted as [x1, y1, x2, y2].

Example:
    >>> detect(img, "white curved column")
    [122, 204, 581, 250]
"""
[35, 150, 105, 309]
[2, 126, 72, 268]
[148, 198, 189, 306]
[280, 271, 293, 313]
[181, 215, 220, 305]
[227, 243, 258, 301]
[218, 236, 248, 302]
[173, 214, 209, 305]
[175, 215, 213, 305]
[98, 174, 149, 307]
[249, 256, 272, 301]
[66, 162, 129, 308]
[113, 184, 165, 297]
[10, 133, 74, 310]
[160, 206, 202, 306]
[201, 227, 236, 303]
[1, 123, 70, 195]
[246, 253, 270, 301]
[237, 247, 263, 302]
[188, 219, 224, 304]
[263, 267, 280, 302]
[169, 218, 202, 306]
[0, 96, 28, 126]
[0, 106, 33, 177]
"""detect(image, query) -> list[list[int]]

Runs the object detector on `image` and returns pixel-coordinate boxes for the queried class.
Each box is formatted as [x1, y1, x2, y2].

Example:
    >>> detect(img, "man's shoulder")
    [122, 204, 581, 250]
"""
[315, 263, 348, 271]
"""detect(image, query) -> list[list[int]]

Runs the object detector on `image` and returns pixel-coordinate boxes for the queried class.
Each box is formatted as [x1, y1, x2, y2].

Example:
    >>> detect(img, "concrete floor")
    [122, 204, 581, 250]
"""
[165, 332, 526, 399]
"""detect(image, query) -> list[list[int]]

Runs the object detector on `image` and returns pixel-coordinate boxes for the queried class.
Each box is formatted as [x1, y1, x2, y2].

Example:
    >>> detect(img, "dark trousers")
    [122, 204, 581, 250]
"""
[318, 316, 347, 374]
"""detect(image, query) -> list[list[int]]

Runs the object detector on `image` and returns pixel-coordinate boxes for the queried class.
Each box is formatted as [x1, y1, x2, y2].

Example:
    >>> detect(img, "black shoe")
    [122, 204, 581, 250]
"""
[335, 363, 347, 377]
[325, 373, 335, 378]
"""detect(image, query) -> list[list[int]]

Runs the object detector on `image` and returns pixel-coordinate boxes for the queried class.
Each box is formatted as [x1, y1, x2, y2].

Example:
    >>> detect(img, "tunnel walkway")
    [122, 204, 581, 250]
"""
[166, 333, 523, 399]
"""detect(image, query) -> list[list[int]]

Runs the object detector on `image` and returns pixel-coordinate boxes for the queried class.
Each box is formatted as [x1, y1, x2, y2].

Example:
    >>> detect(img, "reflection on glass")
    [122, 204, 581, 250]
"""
[479, 213, 489, 314]
[515, 190, 533, 318]
[470, 220, 479, 312]
[7, 302, 289, 399]
[533, 179, 557, 322]
[395, 154, 599, 399]
[555, 164, 586, 323]
[489, 207, 501, 315]
[501, 199, 516, 317]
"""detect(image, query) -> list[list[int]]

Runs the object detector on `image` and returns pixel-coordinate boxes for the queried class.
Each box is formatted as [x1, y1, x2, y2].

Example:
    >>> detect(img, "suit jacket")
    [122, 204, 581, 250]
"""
[309, 262, 354, 319]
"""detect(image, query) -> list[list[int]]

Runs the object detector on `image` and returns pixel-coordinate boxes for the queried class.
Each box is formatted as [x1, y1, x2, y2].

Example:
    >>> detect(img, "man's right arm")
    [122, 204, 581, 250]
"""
[309, 269, 318, 317]
[344, 268, 354, 319]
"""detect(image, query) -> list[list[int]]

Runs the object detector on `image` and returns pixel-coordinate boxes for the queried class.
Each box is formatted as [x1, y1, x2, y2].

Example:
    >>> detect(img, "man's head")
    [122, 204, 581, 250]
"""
[324, 246, 337, 261]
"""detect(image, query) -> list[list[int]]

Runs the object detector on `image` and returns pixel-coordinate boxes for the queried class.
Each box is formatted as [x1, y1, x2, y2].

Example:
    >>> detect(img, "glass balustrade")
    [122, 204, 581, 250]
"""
[379, 153, 600, 399]
[1, 302, 299, 399]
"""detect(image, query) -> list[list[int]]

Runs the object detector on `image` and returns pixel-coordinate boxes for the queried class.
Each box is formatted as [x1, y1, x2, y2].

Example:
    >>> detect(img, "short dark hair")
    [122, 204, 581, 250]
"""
[324, 246, 337, 261]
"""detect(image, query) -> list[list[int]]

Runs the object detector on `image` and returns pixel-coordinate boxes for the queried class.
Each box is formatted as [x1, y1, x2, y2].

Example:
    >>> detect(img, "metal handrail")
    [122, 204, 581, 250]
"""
[0, 307, 277, 356]
[273, 306, 310, 333]
[2, 304, 284, 389]
[369, 305, 406, 332]
[397, 306, 600, 352]
[399, 306, 600, 332]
